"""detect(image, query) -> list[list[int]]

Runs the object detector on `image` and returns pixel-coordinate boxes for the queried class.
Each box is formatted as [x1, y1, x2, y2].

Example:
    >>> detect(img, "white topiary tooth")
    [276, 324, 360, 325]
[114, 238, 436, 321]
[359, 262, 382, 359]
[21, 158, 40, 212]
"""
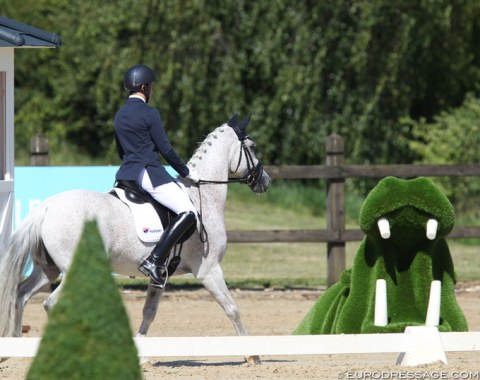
[425, 280, 441, 326]
[377, 218, 391, 239]
[374, 279, 388, 326]
[426, 219, 438, 240]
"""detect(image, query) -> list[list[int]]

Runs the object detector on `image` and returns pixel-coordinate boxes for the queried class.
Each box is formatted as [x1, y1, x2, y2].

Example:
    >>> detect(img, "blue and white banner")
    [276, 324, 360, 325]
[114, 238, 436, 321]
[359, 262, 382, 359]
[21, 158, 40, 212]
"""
[14, 166, 177, 228]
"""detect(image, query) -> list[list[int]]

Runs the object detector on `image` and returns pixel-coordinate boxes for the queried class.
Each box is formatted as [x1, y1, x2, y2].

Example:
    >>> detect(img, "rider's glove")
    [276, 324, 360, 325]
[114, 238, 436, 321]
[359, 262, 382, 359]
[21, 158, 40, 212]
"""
[186, 167, 200, 183]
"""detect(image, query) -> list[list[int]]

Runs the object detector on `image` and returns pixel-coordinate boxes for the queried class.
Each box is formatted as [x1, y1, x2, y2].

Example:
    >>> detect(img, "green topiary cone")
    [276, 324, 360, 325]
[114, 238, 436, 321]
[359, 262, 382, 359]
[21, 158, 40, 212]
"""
[27, 221, 142, 380]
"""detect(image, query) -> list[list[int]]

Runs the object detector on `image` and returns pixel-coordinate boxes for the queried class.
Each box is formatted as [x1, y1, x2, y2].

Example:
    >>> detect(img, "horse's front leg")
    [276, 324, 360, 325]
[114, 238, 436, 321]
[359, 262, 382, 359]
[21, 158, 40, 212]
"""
[136, 283, 164, 364]
[137, 284, 164, 337]
[198, 263, 261, 365]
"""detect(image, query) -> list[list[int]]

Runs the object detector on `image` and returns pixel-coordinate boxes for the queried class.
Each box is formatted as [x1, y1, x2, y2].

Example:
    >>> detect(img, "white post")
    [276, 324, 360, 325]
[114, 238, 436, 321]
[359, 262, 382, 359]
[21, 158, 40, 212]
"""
[397, 326, 447, 366]
[0, 48, 14, 251]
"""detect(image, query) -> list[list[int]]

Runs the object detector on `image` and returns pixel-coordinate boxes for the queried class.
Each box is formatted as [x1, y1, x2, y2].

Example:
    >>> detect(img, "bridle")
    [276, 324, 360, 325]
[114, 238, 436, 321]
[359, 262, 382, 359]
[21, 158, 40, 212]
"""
[193, 120, 265, 248]
[196, 133, 264, 190]
[231, 137, 264, 188]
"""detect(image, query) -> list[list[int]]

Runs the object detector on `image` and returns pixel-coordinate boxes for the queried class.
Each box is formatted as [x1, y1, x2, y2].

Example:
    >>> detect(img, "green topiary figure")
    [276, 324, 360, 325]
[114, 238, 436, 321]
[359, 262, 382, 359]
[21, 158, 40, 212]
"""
[294, 176, 468, 335]
[27, 221, 142, 380]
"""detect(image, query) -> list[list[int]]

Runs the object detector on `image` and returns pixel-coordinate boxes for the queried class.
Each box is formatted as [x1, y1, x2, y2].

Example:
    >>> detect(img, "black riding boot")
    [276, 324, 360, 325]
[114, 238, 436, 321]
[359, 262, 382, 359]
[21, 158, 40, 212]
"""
[138, 211, 196, 288]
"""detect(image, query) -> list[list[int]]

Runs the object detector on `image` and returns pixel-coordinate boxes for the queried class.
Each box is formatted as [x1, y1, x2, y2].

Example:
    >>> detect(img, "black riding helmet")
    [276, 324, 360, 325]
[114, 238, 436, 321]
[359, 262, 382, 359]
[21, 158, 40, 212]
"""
[123, 64, 157, 102]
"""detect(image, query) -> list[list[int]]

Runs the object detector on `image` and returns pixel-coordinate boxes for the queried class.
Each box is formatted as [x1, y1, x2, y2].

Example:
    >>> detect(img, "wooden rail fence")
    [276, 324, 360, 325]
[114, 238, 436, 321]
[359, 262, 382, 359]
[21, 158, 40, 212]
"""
[226, 133, 480, 286]
[29, 134, 480, 287]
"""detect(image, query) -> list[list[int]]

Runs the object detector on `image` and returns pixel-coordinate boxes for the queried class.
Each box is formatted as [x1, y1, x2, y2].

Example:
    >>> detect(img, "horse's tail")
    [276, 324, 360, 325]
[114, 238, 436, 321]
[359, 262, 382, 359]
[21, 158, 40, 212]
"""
[0, 203, 47, 337]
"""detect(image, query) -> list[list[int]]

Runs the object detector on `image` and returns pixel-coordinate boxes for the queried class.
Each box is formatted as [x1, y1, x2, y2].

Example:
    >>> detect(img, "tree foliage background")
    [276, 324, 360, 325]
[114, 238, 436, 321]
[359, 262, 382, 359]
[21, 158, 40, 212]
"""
[2, 0, 480, 206]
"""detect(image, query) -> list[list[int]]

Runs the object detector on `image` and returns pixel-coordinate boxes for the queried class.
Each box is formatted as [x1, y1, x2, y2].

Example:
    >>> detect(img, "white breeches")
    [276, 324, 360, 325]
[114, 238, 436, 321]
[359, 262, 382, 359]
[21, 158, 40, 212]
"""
[137, 169, 196, 215]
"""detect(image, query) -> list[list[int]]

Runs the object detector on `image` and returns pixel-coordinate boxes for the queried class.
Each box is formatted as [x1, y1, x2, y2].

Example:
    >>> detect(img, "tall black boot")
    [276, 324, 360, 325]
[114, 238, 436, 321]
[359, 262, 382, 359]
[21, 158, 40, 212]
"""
[138, 211, 196, 288]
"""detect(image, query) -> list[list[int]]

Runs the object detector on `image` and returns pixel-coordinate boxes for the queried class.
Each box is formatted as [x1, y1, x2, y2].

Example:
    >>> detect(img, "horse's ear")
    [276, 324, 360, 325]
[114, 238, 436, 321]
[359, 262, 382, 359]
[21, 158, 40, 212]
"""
[237, 113, 251, 131]
[227, 113, 239, 127]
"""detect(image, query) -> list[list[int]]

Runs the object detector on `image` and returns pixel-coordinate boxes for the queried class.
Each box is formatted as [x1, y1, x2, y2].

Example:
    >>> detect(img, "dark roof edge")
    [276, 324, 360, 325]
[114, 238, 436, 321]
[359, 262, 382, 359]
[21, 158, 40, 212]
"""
[0, 16, 62, 47]
[0, 27, 25, 46]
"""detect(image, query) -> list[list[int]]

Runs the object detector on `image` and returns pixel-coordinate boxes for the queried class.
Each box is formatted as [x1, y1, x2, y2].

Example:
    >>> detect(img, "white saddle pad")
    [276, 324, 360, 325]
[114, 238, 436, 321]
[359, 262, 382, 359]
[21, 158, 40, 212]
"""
[113, 188, 163, 243]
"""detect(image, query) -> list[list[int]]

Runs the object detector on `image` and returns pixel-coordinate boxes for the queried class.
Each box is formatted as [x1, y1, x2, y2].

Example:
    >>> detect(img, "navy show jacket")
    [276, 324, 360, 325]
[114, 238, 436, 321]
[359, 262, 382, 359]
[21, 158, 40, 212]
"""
[114, 97, 189, 187]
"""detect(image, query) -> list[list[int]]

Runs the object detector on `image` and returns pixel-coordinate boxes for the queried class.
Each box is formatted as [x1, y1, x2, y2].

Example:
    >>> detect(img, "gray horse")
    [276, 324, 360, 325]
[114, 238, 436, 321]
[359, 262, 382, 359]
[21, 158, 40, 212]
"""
[0, 116, 270, 364]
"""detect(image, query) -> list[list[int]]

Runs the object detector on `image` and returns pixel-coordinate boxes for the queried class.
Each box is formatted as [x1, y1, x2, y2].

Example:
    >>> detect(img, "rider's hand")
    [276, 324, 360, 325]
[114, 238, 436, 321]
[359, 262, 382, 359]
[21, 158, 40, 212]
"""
[186, 167, 200, 183]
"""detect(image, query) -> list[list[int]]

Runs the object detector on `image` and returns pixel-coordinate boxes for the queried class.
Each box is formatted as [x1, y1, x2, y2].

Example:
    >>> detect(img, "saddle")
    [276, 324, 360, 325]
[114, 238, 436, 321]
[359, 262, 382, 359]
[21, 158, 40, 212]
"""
[112, 180, 176, 231]
[110, 180, 195, 246]
[110, 180, 187, 278]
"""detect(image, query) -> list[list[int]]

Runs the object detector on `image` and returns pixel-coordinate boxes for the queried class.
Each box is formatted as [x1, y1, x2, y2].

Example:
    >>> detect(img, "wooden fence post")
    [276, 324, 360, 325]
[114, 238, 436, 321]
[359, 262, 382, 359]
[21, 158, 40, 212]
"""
[326, 133, 345, 287]
[30, 134, 49, 166]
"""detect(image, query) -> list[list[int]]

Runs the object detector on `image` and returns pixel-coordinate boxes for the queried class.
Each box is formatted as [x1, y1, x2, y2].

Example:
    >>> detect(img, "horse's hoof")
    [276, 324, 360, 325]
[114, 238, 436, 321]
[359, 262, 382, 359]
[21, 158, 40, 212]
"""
[246, 355, 261, 365]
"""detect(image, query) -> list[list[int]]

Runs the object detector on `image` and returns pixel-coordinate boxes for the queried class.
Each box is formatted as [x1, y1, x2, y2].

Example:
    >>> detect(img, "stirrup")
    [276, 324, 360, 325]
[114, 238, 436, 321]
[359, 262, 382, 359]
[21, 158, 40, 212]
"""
[138, 260, 168, 289]
[149, 276, 168, 289]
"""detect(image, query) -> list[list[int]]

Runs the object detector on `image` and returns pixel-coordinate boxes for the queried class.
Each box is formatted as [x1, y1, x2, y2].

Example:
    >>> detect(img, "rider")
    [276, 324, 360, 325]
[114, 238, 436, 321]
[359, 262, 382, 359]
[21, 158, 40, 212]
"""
[114, 63, 199, 288]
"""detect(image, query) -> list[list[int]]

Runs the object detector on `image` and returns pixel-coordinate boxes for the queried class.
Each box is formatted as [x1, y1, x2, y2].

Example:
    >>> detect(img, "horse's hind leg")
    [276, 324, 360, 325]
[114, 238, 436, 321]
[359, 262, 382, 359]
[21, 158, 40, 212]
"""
[198, 263, 261, 364]
[15, 264, 60, 336]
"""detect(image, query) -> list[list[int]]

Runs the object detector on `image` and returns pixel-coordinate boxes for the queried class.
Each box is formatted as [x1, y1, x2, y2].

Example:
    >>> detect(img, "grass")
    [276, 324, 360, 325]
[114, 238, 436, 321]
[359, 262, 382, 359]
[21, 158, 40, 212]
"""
[74, 180, 478, 289]
[212, 241, 480, 288]
[167, 182, 480, 288]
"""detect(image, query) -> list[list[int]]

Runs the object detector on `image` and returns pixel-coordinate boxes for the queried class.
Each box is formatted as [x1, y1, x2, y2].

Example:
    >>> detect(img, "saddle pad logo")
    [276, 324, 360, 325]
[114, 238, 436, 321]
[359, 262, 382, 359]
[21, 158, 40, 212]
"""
[143, 227, 162, 234]
[112, 188, 163, 243]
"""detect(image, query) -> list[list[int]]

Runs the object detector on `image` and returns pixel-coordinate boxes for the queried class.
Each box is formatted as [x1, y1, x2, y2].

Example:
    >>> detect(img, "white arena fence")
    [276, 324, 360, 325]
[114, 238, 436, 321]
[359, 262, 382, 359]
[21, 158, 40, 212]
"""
[1, 328, 480, 367]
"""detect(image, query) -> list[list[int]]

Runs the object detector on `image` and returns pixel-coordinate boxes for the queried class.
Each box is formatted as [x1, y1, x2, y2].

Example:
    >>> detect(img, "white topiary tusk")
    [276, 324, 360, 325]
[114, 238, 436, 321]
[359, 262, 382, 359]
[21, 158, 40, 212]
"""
[377, 218, 391, 239]
[374, 279, 388, 326]
[426, 219, 438, 240]
[425, 280, 442, 326]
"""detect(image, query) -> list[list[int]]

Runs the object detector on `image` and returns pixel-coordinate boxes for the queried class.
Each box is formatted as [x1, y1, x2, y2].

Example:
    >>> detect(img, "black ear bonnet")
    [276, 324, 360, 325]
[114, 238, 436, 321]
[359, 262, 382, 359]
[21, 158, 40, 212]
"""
[227, 113, 251, 140]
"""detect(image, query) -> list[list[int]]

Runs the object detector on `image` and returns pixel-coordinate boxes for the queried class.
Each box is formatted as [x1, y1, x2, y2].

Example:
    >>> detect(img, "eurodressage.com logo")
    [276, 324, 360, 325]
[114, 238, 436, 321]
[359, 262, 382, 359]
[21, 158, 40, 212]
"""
[337, 371, 480, 379]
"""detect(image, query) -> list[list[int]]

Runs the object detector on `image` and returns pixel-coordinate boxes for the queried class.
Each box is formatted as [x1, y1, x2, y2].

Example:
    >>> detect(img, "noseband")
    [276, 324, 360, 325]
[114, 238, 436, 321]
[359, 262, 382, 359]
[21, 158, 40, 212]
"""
[231, 138, 264, 188]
